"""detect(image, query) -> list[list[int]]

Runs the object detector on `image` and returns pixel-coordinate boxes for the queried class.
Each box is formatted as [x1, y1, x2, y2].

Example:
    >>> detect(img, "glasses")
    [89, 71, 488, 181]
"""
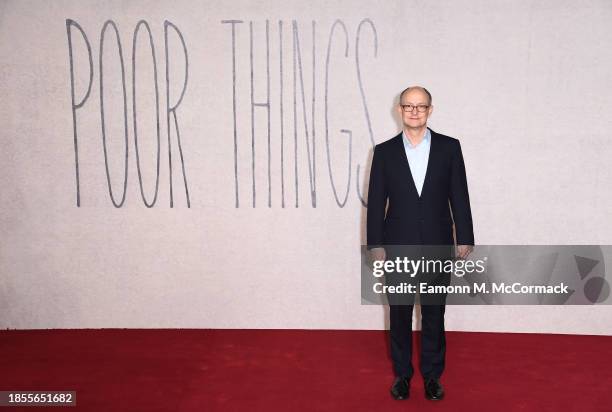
[400, 104, 429, 113]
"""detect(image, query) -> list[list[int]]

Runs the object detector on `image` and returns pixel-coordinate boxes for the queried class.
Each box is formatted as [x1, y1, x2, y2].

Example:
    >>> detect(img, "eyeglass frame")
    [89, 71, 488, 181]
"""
[399, 104, 430, 113]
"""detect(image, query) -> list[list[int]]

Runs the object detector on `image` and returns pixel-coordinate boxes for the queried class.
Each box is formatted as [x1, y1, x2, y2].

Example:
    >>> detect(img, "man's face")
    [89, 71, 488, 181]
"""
[397, 89, 433, 129]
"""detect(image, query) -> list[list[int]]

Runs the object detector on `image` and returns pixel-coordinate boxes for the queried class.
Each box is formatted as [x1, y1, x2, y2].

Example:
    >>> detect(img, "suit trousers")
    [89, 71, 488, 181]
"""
[383, 245, 453, 379]
[389, 303, 446, 380]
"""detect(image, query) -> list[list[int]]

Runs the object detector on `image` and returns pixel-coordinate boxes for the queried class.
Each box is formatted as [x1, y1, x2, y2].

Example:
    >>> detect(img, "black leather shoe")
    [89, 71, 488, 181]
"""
[390, 376, 410, 400]
[424, 377, 444, 400]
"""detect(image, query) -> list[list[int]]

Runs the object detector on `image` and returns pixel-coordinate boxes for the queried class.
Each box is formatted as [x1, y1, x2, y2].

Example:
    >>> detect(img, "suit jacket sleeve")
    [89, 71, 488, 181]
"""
[449, 139, 475, 245]
[366, 145, 388, 250]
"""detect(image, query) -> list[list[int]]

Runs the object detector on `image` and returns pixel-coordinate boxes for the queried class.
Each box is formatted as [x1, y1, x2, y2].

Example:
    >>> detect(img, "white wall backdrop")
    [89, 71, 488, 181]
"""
[1, 0, 612, 334]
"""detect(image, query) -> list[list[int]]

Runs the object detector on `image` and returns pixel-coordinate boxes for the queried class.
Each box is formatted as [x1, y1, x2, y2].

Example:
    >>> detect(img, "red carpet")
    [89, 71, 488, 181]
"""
[1, 329, 610, 411]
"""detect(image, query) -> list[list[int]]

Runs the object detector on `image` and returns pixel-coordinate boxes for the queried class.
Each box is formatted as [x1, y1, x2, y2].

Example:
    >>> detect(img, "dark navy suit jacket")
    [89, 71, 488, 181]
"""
[366, 127, 474, 248]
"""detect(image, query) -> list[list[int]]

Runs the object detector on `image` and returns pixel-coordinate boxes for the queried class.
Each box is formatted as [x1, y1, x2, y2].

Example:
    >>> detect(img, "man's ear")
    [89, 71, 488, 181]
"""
[428, 105, 434, 116]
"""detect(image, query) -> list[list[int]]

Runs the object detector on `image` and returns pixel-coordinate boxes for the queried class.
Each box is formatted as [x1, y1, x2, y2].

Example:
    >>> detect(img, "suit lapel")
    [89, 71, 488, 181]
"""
[394, 132, 420, 198]
[420, 128, 438, 199]
[395, 127, 438, 199]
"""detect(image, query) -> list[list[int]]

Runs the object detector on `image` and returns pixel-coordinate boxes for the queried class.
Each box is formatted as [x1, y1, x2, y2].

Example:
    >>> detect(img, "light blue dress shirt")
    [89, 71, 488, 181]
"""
[402, 128, 431, 197]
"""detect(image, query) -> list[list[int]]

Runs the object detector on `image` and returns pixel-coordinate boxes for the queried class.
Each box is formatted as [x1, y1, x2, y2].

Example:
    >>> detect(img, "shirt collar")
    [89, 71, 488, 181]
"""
[402, 127, 431, 149]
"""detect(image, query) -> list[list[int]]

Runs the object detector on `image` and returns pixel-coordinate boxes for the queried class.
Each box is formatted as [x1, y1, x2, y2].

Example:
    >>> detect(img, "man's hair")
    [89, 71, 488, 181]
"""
[399, 86, 432, 106]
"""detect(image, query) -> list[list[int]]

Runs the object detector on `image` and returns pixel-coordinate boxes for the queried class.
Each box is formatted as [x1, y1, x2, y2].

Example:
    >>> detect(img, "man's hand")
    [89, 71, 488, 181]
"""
[369, 247, 386, 264]
[456, 245, 474, 260]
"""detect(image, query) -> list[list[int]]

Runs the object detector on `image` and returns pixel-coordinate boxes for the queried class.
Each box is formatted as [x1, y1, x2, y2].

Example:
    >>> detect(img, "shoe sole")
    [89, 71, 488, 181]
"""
[390, 391, 409, 400]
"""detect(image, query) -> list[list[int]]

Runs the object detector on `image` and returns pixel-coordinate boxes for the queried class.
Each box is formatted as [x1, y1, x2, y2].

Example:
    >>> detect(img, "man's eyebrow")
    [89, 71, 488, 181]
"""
[401, 102, 429, 105]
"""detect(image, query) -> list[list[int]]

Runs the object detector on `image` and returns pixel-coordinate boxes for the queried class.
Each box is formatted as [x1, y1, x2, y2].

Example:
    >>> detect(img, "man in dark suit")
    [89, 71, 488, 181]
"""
[366, 86, 474, 401]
